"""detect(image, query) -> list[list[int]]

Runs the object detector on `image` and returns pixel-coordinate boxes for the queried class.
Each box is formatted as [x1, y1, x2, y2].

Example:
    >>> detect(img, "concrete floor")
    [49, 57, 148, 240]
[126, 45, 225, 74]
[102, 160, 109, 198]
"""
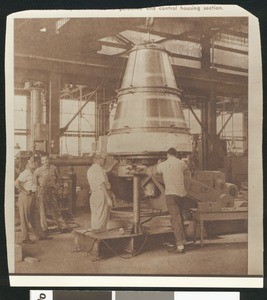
[15, 210, 248, 275]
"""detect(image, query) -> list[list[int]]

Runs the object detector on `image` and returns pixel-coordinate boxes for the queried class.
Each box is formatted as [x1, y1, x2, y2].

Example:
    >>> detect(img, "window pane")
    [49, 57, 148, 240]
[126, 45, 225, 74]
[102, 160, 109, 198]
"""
[60, 136, 78, 155]
[14, 95, 27, 130]
[61, 99, 78, 131]
[81, 101, 95, 131]
[184, 108, 201, 134]
[60, 99, 78, 115]
[60, 98, 96, 155]
[15, 111, 27, 129]
[81, 117, 95, 131]
[81, 137, 95, 154]
[82, 101, 95, 115]
[14, 135, 27, 151]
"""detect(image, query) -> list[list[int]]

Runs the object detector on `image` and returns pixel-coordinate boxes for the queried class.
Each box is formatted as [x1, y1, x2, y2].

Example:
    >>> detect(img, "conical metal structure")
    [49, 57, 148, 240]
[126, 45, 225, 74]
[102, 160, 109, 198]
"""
[107, 43, 192, 159]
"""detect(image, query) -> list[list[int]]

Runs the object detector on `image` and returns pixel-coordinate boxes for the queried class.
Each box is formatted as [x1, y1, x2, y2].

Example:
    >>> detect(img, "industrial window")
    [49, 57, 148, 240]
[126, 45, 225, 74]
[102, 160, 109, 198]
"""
[60, 99, 95, 155]
[184, 109, 246, 154]
[184, 109, 201, 134]
[217, 112, 245, 154]
[14, 95, 27, 151]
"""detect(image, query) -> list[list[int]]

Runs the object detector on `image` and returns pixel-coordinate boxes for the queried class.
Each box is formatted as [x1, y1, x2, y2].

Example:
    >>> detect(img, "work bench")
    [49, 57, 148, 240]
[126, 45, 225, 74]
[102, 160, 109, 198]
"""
[191, 208, 248, 247]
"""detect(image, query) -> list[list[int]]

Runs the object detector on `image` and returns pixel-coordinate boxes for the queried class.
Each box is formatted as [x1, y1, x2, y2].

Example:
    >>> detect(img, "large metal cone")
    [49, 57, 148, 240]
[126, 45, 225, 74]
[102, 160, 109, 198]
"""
[107, 43, 192, 158]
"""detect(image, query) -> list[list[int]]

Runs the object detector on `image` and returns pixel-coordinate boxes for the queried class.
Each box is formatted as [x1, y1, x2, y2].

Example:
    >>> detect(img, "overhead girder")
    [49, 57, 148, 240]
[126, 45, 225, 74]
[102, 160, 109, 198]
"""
[14, 54, 247, 100]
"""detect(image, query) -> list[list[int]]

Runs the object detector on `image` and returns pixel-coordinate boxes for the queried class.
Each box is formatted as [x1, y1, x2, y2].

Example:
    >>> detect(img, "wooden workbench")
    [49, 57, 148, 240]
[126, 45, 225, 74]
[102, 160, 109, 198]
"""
[191, 208, 248, 247]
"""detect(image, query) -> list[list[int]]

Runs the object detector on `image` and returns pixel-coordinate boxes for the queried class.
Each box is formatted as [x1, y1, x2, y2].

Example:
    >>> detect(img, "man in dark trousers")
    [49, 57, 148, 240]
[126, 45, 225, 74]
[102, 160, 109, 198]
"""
[15, 157, 52, 243]
[34, 154, 70, 233]
[157, 147, 187, 254]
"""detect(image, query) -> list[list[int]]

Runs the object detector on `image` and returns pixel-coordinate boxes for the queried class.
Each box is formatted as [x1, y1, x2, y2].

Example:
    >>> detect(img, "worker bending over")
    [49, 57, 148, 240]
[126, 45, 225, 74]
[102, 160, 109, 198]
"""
[34, 154, 70, 233]
[15, 157, 52, 244]
[157, 147, 187, 254]
[87, 154, 118, 233]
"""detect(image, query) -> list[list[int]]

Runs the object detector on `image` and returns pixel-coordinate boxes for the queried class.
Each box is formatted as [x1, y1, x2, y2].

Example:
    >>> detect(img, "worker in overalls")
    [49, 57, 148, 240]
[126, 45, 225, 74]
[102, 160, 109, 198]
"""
[34, 154, 70, 233]
[15, 157, 52, 243]
[157, 148, 188, 254]
[87, 154, 118, 232]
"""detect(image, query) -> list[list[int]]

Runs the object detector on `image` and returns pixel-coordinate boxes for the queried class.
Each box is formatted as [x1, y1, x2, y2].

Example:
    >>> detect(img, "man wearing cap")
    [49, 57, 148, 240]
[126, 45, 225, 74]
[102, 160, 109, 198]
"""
[15, 157, 52, 244]
[157, 147, 188, 254]
[34, 154, 70, 233]
[87, 154, 117, 232]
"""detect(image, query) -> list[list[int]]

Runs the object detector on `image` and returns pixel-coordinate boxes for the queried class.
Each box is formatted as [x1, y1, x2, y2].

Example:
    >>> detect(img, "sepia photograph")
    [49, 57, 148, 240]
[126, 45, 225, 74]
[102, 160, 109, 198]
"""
[5, 5, 263, 287]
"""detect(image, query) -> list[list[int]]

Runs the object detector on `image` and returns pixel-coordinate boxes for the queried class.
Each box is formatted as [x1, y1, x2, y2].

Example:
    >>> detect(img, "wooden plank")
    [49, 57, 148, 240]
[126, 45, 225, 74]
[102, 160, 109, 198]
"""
[194, 211, 248, 221]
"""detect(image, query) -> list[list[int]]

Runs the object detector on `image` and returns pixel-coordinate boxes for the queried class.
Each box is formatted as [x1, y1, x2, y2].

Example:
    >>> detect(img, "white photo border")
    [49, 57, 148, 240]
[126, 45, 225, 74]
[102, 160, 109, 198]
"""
[5, 5, 263, 287]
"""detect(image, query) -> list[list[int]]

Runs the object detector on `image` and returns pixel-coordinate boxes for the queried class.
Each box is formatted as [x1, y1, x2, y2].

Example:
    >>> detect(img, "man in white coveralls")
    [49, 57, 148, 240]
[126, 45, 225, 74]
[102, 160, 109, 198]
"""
[87, 154, 118, 232]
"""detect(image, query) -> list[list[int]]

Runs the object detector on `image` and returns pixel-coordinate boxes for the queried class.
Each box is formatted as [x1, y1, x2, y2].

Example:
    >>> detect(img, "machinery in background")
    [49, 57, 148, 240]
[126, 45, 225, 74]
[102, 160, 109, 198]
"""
[54, 167, 77, 216]
[15, 79, 89, 217]
[15, 81, 48, 176]
[15, 81, 49, 181]
[24, 81, 48, 156]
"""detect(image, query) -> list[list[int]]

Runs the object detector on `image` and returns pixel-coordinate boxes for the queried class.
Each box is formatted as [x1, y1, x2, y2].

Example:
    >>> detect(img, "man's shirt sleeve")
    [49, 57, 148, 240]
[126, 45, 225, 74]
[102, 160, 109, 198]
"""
[95, 166, 106, 186]
[87, 165, 106, 191]
[34, 168, 39, 177]
[182, 160, 187, 173]
[52, 165, 60, 178]
[157, 162, 164, 174]
[33, 168, 40, 185]
[17, 170, 26, 183]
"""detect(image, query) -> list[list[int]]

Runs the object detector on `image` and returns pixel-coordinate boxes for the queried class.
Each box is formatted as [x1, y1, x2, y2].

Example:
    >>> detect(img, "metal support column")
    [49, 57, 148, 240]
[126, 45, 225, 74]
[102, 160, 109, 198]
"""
[200, 31, 212, 71]
[207, 88, 218, 170]
[78, 86, 82, 156]
[133, 175, 141, 234]
[242, 111, 248, 152]
[200, 31, 219, 170]
[95, 92, 98, 141]
[200, 32, 212, 170]
[26, 94, 31, 150]
[31, 87, 44, 152]
[201, 89, 218, 170]
[201, 100, 209, 170]
[49, 72, 61, 154]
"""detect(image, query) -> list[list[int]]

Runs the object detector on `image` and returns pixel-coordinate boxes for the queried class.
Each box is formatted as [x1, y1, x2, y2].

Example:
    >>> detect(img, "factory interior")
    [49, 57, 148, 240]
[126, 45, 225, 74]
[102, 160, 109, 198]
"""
[14, 17, 248, 275]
